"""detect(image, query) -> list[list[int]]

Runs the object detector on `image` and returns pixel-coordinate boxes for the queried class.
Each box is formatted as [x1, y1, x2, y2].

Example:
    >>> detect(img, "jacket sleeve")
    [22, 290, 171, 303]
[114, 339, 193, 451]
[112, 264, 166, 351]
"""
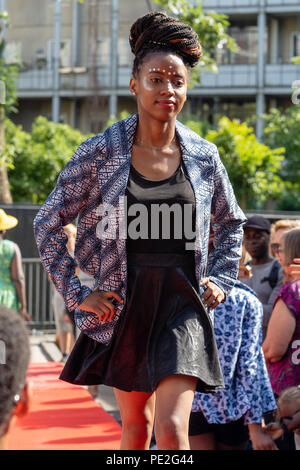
[33, 137, 98, 311]
[207, 145, 246, 295]
[236, 295, 277, 424]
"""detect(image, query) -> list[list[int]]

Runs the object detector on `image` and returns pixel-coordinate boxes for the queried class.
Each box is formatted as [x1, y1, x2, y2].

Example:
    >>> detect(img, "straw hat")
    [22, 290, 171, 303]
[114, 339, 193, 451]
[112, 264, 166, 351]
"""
[0, 209, 18, 231]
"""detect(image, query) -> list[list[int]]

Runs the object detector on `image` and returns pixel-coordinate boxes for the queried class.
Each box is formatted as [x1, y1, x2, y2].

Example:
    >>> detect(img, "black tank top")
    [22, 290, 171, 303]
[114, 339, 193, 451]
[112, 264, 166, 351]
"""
[125, 160, 196, 254]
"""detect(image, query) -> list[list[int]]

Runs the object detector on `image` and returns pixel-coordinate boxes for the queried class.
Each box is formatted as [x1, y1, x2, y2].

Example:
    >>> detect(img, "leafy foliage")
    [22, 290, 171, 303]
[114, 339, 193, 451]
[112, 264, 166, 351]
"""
[6, 117, 92, 203]
[153, 0, 238, 83]
[180, 115, 285, 209]
[262, 106, 300, 210]
[0, 11, 20, 115]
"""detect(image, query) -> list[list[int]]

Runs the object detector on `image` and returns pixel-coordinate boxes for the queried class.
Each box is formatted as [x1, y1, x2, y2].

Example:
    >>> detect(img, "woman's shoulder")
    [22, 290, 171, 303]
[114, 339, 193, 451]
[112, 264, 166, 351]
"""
[75, 114, 138, 163]
[175, 119, 217, 156]
[278, 280, 300, 318]
[279, 280, 300, 296]
[0, 239, 16, 255]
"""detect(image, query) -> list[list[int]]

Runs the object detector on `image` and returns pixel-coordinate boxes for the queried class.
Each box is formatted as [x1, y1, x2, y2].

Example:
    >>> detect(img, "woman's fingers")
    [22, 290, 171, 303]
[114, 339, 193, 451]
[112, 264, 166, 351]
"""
[78, 290, 124, 322]
[101, 291, 124, 304]
[200, 278, 225, 309]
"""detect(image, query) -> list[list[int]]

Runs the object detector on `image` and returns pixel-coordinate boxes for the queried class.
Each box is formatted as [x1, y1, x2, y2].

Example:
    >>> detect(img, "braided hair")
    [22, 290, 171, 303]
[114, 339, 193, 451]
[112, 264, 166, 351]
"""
[129, 11, 202, 77]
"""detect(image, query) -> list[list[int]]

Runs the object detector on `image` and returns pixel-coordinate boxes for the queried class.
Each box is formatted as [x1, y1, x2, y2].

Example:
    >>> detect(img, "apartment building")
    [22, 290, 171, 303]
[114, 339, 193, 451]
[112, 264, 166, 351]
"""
[1, 0, 300, 138]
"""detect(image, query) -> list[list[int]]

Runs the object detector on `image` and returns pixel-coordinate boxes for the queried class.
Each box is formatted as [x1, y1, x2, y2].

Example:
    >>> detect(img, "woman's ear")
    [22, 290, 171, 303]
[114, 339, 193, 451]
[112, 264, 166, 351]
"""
[129, 77, 137, 96]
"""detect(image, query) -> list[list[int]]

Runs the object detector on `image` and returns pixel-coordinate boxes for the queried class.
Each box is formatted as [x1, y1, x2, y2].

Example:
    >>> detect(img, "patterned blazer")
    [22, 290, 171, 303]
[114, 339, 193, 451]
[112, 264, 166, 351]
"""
[34, 113, 246, 344]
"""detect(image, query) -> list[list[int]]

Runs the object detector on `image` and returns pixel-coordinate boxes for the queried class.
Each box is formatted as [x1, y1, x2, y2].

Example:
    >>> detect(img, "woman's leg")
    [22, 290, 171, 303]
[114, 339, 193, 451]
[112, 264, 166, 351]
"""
[154, 374, 198, 450]
[189, 433, 216, 450]
[113, 388, 156, 450]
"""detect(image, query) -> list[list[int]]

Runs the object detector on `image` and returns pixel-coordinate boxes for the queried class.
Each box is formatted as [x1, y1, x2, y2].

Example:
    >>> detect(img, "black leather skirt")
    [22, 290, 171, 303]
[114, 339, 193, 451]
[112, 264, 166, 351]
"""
[60, 253, 224, 393]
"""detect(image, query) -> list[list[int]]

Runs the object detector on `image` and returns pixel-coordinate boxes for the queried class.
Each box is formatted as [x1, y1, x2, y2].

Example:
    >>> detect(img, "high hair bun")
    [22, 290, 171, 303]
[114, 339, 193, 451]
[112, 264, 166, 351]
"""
[129, 11, 202, 74]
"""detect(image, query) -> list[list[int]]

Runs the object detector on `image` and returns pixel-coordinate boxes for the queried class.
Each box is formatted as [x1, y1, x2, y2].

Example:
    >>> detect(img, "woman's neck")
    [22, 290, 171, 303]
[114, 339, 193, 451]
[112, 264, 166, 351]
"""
[135, 115, 176, 148]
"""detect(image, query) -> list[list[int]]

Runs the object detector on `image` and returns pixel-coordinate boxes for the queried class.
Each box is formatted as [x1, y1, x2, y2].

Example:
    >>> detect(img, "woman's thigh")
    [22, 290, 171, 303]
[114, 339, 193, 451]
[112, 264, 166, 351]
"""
[154, 374, 198, 437]
[155, 374, 197, 413]
[113, 388, 156, 426]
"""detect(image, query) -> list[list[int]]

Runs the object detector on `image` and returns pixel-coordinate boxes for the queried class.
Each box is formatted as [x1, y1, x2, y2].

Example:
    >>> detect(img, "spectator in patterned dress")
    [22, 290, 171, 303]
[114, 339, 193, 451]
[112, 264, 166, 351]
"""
[263, 228, 300, 396]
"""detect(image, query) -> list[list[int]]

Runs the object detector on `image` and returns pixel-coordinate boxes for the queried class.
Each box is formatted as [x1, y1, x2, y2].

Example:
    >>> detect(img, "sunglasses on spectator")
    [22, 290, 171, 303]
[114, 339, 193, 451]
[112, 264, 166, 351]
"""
[271, 243, 283, 254]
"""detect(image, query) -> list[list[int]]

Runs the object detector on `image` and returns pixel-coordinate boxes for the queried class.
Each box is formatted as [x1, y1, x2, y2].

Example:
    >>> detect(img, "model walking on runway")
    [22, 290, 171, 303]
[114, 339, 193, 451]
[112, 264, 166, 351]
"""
[34, 11, 245, 450]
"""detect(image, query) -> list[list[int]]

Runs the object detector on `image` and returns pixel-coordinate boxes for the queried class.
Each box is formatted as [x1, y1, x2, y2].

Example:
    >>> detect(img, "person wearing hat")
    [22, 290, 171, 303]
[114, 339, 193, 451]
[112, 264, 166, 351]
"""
[0, 209, 31, 321]
[241, 215, 283, 339]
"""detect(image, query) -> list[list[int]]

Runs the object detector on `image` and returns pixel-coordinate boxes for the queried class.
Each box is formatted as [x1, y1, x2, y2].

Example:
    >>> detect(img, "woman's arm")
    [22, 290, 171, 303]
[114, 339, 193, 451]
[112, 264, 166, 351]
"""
[10, 244, 31, 321]
[34, 137, 98, 311]
[208, 145, 246, 296]
[262, 298, 296, 363]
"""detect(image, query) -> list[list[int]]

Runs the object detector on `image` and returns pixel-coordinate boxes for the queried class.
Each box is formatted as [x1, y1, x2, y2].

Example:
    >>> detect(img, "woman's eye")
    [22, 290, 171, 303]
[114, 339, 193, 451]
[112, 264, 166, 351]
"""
[150, 77, 161, 83]
[174, 80, 184, 87]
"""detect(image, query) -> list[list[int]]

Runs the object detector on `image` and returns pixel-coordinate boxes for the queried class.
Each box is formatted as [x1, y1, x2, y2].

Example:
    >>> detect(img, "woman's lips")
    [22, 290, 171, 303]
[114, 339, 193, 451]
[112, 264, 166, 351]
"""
[157, 100, 176, 109]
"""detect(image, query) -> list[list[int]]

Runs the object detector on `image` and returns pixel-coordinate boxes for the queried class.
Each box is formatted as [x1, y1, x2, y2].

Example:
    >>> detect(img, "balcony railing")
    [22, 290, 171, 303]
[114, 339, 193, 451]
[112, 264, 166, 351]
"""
[202, 0, 300, 9]
[265, 64, 300, 88]
[17, 63, 300, 96]
[201, 64, 257, 89]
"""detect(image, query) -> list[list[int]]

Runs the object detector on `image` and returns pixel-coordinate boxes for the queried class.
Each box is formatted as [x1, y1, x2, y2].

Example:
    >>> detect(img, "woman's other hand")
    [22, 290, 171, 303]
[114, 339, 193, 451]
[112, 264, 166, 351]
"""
[290, 258, 300, 280]
[78, 291, 124, 322]
[249, 424, 278, 450]
[20, 306, 32, 322]
[200, 278, 225, 310]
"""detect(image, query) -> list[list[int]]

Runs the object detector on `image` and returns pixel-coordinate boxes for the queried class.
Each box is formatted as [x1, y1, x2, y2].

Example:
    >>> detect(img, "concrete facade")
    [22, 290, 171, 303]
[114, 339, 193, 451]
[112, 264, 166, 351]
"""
[1, 0, 300, 137]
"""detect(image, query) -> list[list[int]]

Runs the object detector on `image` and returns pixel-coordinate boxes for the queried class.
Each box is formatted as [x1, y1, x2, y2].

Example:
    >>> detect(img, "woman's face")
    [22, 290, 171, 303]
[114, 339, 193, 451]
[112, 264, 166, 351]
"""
[279, 399, 300, 435]
[130, 52, 188, 123]
[273, 228, 288, 264]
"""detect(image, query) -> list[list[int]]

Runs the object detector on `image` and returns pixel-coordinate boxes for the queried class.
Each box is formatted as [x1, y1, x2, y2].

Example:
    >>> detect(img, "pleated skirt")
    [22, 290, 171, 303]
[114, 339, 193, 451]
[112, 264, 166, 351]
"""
[60, 252, 224, 393]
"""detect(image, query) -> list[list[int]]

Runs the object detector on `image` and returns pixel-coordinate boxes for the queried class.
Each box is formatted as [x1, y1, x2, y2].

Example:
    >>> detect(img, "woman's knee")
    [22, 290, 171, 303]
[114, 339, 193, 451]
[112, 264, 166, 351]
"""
[155, 414, 184, 447]
[122, 417, 153, 444]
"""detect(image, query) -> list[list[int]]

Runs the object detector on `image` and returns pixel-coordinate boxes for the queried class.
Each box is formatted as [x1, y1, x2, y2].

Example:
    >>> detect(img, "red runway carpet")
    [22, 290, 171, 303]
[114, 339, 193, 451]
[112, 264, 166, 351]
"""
[7, 362, 122, 450]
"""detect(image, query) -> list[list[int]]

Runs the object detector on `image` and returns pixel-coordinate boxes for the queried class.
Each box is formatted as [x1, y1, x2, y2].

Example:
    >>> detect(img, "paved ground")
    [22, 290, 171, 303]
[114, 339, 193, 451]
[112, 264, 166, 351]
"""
[29, 333, 122, 426]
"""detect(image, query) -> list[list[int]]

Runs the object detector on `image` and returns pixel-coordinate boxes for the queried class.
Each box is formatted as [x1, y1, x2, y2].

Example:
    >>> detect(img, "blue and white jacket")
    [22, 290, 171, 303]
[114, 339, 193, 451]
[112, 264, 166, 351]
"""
[34, 113, 246, 344]
[191, 281, 277, 424]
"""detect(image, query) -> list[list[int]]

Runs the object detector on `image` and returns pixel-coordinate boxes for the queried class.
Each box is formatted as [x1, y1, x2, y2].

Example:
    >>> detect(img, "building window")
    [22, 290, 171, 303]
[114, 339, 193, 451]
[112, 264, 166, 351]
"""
[118, 38, 132, 66]
[292, 33, 300, 57]
[96, 38, 131, 67]
[216, 26, 258, 65]
[96, 38, 110, 67]
[47, 39, 72, 69]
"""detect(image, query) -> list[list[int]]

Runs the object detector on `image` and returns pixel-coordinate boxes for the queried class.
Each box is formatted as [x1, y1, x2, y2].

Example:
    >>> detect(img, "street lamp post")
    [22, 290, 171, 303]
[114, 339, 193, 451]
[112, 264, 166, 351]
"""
[52, 0, 61, 123]
[109, 0, 119, 119]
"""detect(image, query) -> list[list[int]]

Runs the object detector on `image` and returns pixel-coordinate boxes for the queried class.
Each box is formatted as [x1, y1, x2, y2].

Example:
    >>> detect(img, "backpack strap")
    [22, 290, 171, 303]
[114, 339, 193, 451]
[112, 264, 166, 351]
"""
[261, 259, 280, 289]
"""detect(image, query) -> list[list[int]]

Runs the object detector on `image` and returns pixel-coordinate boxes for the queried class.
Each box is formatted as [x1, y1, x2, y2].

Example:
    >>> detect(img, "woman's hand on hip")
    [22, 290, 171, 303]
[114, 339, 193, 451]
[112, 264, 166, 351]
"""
[78, 291, 124, 322]
[200, 278, 225, 310]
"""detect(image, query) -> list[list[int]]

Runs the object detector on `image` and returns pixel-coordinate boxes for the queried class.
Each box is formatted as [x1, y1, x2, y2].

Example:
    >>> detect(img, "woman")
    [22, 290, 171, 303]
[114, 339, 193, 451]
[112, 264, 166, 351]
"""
[51, 224, 77, 362]
[0, 209, 30, 321]
[34, 12, 245, 450]
[264, 386, 300, 450]
[263, 228, 300, 396]
[270, 219, 300, 283]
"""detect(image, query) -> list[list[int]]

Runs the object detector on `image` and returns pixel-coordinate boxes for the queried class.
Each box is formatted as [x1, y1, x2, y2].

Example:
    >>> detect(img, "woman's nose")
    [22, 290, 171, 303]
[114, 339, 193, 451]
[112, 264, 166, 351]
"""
[160, 79, 175, 95]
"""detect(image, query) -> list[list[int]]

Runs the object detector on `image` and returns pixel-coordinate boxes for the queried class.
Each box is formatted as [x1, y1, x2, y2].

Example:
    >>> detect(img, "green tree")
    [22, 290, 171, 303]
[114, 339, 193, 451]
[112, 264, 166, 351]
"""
[153, 0, 238, 81]
[204, 117, 285, 209]
[0, 10, 20, 203]
[6, 117, 92, 204]
[263, 106, 300, 210]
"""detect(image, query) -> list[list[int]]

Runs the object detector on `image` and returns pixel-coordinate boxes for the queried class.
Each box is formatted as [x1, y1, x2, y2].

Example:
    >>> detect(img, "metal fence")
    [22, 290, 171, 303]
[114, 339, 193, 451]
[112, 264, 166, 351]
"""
[23, 258, 55, 330]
